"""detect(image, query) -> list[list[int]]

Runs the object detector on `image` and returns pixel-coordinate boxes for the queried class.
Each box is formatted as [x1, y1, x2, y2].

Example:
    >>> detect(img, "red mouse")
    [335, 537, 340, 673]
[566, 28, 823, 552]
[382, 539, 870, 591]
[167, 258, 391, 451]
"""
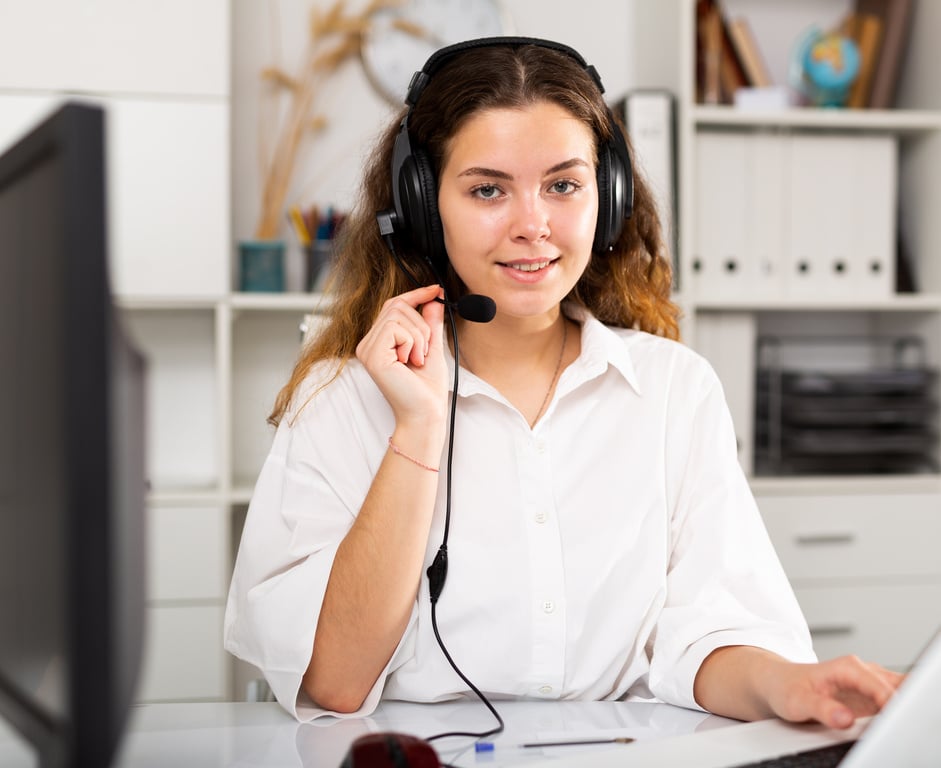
[339, 732, 441, 767]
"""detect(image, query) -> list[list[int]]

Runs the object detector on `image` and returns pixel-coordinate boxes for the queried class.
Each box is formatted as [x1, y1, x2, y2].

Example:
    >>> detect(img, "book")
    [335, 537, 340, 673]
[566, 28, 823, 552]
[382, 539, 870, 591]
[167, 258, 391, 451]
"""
[727, 16, 773, 87]
[855, 0, 914, 108]
[696, 0, 748, 104]
[696, 0, 723, 103]
[846, 12, 884, 108]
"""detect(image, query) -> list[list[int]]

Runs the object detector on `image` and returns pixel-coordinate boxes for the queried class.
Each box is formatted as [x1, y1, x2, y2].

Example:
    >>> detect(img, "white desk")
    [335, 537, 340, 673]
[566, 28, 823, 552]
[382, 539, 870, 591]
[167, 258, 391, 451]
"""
[0, 699, 866, 768]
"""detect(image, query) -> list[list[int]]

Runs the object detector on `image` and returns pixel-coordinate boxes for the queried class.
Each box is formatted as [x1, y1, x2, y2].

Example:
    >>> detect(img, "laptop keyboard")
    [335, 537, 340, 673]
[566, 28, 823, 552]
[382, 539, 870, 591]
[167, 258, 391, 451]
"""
[731, 740, 855, 768]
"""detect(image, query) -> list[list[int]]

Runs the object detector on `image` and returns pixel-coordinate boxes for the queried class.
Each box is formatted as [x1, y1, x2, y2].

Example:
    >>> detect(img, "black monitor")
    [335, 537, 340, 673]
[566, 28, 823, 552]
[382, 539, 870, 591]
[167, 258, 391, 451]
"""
[0, 102, 147, 767]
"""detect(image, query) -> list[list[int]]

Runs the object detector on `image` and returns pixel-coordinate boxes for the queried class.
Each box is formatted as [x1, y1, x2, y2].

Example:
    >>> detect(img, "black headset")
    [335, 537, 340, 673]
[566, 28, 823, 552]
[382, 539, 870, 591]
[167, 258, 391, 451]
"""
[385, 36, 634, 281]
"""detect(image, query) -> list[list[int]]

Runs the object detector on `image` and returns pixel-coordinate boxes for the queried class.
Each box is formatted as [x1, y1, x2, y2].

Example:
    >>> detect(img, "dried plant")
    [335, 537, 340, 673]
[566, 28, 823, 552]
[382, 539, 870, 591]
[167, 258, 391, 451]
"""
[254, 0, 402, 240]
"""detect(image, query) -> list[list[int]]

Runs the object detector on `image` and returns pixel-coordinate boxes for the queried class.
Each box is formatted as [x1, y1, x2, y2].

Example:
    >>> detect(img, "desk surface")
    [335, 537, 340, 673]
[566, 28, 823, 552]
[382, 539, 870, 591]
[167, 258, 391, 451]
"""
[0, 699, 866, 768]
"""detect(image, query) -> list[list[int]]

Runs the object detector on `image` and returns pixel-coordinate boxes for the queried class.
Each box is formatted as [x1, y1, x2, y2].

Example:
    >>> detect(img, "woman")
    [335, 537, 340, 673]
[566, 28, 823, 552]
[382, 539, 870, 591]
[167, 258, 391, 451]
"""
[225, 38, 900, 728]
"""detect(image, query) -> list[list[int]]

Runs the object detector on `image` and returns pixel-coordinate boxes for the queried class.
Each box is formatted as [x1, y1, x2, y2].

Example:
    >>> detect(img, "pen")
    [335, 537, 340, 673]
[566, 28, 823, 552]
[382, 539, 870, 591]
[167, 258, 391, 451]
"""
[474, 736, 634, 752]
[288, 205, 311, 246]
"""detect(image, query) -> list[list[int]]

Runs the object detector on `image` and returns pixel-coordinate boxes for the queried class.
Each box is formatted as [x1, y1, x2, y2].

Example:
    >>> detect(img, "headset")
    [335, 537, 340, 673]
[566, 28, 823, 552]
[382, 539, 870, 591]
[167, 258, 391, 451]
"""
[384, 36, 634, 282]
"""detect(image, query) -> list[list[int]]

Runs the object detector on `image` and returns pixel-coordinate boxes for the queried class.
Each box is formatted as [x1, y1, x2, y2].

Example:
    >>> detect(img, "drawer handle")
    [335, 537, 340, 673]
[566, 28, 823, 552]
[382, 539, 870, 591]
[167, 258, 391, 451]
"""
[809, 624, 855, 638]
[795, 533, 856, 546]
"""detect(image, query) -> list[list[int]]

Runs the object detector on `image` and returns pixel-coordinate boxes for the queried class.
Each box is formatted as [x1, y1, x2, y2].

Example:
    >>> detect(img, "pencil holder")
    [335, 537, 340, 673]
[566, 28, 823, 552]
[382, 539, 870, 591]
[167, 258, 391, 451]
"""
[239, 239, 285, 292]
[305, 239, 334, 292]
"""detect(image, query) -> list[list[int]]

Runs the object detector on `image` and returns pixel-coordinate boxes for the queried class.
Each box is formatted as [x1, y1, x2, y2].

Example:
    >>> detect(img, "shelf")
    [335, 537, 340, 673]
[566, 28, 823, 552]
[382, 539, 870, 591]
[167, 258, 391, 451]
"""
[692, 294, 941, 312]
[693, 106, 941, 133]
[229, 291, 331, 312]
[148, 488, 227, 507]
[118, 295, 223, 311]
[750, 474, 941, 497]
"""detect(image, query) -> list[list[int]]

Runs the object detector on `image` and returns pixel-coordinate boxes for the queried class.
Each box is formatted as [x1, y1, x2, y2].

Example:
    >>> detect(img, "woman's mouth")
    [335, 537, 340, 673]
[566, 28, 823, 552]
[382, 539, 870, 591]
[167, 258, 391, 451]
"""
[507, 260, 552, 272]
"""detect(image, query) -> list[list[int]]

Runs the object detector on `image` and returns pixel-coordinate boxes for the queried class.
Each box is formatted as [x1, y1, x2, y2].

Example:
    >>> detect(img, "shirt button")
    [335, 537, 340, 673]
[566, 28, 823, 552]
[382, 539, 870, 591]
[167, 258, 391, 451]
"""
[534, 439, 547, 454]
[534, 511, 547, 524]
[542, 601, 555, 614]
[538, 685, 553, 695]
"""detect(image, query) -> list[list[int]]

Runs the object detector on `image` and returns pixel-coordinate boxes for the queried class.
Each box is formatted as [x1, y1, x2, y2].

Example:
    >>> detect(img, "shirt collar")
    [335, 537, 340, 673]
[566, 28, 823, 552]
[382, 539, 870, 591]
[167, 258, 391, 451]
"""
[446, 304, 643, 399]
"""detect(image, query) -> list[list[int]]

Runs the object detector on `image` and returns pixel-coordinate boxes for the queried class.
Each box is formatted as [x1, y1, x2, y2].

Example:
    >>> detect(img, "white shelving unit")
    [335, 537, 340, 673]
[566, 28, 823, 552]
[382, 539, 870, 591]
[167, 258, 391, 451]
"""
[5, 0, 938, 703]
[677, 0, 941, 669]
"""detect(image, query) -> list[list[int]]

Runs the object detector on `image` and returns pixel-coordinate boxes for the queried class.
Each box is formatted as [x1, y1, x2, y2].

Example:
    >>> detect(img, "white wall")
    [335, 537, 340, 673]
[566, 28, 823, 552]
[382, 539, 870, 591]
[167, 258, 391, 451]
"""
[232, 0, 681, 289]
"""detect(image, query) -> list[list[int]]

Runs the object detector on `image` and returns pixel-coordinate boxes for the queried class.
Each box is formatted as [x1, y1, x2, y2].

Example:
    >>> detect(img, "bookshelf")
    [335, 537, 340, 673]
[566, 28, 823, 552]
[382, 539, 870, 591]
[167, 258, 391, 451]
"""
[679, 0, 941, 670]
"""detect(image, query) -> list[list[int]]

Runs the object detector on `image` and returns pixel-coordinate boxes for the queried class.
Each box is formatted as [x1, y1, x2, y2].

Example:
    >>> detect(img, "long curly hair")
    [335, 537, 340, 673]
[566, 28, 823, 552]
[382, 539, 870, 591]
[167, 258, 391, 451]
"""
[270, 41, 680, 425]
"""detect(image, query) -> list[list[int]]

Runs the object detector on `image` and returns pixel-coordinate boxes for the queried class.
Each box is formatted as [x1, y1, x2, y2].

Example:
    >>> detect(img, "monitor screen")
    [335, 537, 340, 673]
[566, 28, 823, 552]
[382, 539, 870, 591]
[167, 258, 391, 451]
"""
[0, 102, 146, 768]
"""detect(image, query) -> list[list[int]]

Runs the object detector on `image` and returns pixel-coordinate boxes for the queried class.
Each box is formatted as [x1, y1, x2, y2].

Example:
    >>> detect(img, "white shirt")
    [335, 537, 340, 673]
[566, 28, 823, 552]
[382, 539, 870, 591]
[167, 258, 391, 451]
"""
[224, 307, 815, 722]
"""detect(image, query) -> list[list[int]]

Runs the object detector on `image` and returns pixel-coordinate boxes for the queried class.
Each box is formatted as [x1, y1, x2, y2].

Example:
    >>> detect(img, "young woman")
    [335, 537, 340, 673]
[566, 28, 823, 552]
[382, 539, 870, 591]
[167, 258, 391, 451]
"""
[225, 38, 901, 728]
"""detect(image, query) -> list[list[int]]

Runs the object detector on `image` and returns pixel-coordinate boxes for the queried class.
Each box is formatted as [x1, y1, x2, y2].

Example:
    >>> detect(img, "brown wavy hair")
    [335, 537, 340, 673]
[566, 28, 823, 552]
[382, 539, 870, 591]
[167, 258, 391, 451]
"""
[270, 41, 680, 426]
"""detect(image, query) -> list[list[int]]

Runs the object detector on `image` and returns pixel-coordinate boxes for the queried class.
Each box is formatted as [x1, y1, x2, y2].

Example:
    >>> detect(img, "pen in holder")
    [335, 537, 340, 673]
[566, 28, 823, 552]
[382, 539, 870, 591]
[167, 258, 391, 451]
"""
[305, 239, 334, 292]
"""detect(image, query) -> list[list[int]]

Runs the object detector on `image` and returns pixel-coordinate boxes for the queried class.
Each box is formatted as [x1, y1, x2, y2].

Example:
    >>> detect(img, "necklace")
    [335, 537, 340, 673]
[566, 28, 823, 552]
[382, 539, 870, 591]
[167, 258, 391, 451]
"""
[530, 318, 568, 428]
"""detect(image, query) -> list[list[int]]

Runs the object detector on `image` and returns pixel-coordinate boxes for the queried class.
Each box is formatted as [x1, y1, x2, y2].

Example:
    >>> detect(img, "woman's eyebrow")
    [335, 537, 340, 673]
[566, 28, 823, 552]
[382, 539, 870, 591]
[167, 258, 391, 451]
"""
[457, 157, 591, 180]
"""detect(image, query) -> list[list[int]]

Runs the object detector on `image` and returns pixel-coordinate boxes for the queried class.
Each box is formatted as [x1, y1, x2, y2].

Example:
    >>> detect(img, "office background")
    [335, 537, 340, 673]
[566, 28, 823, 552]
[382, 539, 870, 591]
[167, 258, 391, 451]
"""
[1, 0, 939, 705]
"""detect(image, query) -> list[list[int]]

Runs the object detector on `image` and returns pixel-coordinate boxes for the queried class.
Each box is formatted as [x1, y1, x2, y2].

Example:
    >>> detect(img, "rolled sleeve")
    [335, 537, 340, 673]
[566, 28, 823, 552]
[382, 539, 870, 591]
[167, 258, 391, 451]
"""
[223, 362, 415, 721]
[649, 359, 815, 711]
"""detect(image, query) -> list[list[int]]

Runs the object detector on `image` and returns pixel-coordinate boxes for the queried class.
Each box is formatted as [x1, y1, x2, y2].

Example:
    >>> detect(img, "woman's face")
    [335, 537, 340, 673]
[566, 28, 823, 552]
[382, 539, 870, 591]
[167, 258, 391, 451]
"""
[436, 101, 599, 321]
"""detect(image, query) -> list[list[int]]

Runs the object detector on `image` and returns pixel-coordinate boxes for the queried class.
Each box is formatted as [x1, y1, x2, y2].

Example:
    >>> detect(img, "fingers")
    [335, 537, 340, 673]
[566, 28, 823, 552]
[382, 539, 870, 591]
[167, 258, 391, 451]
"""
[357, 285, 442, 369]
[787, 656, 901, 730]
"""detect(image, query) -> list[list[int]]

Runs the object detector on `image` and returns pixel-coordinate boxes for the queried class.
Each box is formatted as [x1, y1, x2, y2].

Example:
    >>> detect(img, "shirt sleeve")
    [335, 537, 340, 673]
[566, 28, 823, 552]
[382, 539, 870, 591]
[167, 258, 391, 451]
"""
[647, 353, 816, 712]
[222, 364, 418, 721]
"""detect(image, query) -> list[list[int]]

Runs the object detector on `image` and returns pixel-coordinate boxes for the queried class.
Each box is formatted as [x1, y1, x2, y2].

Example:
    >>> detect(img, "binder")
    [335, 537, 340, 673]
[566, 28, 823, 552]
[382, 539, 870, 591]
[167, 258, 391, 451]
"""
[619, 90, 677, 273]
[692, 130, 785, 301]
[785, 133, 895, 299]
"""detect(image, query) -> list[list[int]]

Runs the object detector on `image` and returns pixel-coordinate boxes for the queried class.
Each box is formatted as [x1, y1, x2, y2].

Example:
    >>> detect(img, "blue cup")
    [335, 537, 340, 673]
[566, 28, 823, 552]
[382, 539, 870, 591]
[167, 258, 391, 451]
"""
[239, 239, 285, 292]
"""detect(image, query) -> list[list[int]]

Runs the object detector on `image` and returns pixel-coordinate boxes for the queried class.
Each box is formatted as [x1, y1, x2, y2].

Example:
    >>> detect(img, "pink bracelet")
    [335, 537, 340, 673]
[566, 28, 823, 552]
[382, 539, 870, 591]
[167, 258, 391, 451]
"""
[388, 437, 439, 473]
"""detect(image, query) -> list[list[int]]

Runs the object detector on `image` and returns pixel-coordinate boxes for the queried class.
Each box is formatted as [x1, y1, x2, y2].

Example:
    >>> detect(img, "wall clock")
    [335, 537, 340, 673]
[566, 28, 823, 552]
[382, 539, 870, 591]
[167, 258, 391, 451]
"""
[361, 0, 513, 105]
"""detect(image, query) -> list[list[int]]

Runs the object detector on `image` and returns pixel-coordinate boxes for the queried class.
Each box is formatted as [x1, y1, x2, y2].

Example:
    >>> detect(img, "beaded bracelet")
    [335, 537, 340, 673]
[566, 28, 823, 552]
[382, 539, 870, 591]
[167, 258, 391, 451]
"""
[388, 437, 439, 473]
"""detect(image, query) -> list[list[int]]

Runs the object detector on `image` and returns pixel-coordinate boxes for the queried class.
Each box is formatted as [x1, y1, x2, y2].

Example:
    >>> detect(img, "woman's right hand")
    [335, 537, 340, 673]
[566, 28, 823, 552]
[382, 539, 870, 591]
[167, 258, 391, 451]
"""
[355, 284, 449, 427]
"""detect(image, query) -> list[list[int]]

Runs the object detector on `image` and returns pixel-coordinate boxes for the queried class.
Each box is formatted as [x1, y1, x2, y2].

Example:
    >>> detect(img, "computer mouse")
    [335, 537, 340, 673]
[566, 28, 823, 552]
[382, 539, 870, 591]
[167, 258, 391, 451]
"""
[338, 731, 441, 767]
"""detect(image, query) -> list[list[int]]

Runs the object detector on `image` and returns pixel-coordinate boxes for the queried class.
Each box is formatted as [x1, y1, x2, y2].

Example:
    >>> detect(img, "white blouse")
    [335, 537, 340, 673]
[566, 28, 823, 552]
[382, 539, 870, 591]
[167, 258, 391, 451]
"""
[224, 307, 815, 722]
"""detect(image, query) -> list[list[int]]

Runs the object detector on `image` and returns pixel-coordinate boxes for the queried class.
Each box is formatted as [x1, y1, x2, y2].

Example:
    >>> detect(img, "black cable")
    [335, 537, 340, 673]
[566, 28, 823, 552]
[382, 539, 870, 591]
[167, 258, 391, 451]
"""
[425, 303, 504, 744]
[378, 230, 504, 744]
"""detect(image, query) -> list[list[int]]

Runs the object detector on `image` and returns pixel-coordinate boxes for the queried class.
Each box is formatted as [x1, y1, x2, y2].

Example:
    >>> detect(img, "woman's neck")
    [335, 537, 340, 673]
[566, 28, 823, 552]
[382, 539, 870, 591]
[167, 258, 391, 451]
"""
[452, 308, 579, 428]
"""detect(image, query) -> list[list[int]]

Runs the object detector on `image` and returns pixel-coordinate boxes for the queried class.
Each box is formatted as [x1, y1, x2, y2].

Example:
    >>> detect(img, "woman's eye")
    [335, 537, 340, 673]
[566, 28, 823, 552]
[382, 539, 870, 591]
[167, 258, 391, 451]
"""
[550, 180, 578, 194]
[472, 184, 500, 200]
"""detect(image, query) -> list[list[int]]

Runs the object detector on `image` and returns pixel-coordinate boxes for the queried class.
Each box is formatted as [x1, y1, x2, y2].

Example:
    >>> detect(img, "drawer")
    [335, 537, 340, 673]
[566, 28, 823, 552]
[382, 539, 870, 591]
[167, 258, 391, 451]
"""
[147, 505, 229, 601]
[795, 582, 941, 671]
[137, 604, 226, 702]
[757, 493, 941, 581]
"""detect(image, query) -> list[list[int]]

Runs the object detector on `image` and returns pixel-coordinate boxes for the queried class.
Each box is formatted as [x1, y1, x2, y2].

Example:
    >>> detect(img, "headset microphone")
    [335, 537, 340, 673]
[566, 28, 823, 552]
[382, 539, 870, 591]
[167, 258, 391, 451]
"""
[443, 294, 496, 323]
[376, 210, 497, 323]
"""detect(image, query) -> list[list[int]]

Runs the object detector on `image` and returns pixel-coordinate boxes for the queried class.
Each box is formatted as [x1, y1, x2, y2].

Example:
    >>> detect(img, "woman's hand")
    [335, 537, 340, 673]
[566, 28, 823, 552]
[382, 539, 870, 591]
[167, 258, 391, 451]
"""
[695, 646, 904, 729]
[355, 284, 449, 427]
[763, 654, 904, 729]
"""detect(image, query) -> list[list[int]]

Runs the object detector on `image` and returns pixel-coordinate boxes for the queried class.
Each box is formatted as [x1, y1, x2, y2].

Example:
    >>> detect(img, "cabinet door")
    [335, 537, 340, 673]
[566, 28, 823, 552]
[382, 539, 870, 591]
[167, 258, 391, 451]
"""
[758, 493, 941, 581]
[108, 99, 230, 298]
[796, 583, 941, 671]
[138, 605, 226, 701]
[0, 0, 229, 97]
[147, 506, 228, 602]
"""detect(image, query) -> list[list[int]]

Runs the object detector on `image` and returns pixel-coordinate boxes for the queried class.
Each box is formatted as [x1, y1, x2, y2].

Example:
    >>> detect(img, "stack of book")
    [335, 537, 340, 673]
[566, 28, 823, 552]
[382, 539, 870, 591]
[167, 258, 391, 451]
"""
[696, 0, 915, 109]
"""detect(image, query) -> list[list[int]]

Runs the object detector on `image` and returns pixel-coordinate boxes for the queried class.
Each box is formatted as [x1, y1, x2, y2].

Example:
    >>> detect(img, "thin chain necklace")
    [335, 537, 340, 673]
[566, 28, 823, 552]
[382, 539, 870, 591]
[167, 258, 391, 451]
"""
[530, 318, 568, 428]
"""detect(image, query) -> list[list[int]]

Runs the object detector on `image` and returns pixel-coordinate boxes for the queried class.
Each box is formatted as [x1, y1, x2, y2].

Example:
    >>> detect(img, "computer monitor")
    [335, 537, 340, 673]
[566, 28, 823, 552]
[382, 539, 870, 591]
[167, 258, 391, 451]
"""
[0, 102, 147, 767]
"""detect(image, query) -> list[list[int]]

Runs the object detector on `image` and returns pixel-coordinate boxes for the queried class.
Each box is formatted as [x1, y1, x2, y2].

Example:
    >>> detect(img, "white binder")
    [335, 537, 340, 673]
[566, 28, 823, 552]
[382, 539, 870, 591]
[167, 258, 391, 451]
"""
[785, 133, 896, 300]
[622, 90, 676, 268]
[693, 130, 786, 301]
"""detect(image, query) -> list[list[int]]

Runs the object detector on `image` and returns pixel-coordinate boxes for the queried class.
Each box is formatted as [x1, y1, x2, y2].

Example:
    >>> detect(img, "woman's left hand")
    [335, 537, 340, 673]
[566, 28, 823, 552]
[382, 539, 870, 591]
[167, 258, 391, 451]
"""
[765, 654, 904, 729]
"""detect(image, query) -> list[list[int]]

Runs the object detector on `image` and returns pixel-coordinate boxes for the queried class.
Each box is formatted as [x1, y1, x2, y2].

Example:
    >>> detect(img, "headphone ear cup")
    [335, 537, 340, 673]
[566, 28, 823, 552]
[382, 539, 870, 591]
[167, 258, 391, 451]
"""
[411, 147, 447, 276]
[593, 139, 633, 253]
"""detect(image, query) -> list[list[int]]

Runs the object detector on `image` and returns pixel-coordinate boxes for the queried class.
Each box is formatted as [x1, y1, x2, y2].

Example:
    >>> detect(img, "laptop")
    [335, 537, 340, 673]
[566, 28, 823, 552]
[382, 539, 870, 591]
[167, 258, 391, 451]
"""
[564, 627, 941, 768]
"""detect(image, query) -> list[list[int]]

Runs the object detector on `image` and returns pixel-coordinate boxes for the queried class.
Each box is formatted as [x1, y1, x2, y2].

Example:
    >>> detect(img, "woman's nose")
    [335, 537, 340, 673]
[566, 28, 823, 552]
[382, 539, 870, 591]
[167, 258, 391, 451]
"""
[510, 195, 550, 242]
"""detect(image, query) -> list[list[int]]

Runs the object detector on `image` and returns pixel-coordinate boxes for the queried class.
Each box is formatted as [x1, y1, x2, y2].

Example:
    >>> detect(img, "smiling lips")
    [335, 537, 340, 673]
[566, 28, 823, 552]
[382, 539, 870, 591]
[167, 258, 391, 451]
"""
[502, 258, 558, 272]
